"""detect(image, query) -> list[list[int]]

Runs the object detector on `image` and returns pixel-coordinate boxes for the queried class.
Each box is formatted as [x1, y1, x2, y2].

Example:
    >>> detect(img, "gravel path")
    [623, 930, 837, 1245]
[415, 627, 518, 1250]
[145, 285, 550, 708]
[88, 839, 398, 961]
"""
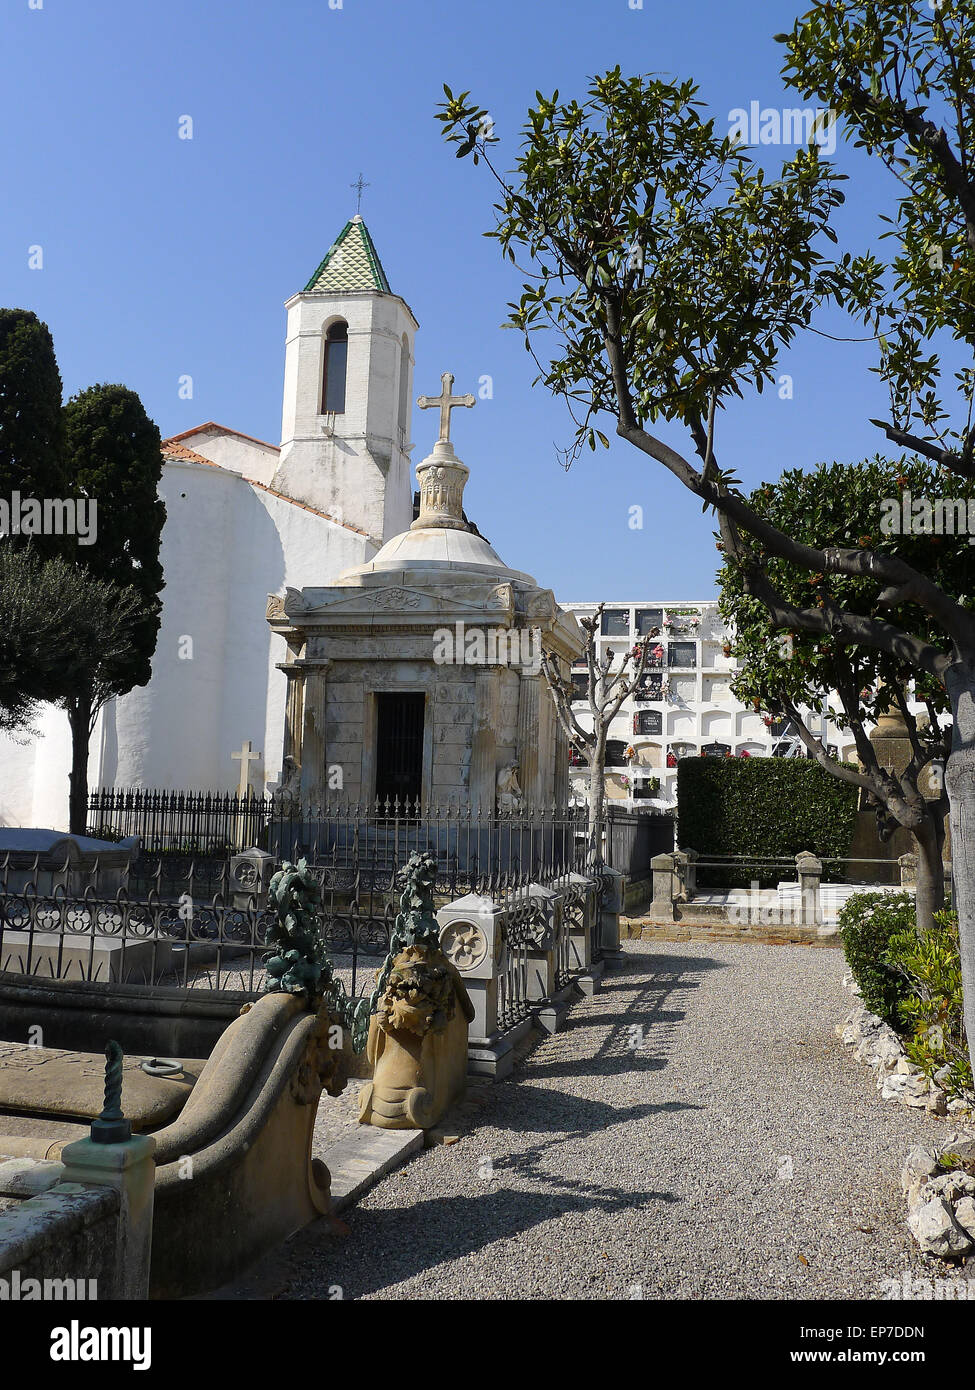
[278, 938, 953, 1301]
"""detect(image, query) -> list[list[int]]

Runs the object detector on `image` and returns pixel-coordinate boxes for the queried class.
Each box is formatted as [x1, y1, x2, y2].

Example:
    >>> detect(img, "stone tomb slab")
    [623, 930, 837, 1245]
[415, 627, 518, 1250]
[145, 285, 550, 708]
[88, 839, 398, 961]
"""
[0, 930, 173, 983]
[0, 1041, 205, 1132]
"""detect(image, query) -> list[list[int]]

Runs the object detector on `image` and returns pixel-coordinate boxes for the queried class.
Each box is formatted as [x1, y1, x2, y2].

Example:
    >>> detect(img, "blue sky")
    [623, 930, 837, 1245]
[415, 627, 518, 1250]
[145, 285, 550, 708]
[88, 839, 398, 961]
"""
[1, 0, 902, 600]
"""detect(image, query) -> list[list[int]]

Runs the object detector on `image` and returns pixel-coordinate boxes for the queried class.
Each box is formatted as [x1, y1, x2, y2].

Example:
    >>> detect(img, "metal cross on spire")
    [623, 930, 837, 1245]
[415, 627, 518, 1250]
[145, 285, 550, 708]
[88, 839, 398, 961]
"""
[417, 372, 475, 446]
[350, 172, 370, 215]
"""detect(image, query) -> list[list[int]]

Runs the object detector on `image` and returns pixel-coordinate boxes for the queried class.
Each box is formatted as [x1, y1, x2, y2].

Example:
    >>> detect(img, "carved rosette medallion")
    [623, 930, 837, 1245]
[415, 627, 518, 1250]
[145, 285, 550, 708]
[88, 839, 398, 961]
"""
[439, 920, 489, 972]
[372, 588, 422, 610]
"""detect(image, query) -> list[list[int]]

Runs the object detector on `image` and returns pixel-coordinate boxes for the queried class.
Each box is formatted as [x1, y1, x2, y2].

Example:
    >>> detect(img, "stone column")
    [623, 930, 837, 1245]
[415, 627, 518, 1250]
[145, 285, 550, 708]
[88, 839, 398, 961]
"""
[516, 673, 540, 807]
[281, 664, 306, 767]
[470, 669, 499, 816]
[298, 662, 329, 809]
[796, 851, 822, 926]
[537, 680, 557, 805]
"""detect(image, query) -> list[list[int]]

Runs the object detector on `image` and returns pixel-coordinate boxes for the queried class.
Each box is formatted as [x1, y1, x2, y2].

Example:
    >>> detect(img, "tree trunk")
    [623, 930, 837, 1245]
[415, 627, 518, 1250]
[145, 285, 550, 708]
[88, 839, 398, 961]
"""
[588, 735, 607, 869]
[67, 689, 93, 836]
[944, 658, 975, 1080]
[911, 810, 945, 935]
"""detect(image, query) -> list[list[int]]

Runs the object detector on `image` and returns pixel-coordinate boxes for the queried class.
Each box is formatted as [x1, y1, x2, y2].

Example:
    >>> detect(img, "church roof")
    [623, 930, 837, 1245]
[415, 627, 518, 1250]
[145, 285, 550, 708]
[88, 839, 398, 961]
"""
[303, 216, 392, 294]
[161, 440, 215, 465]
[165, 423, 280, 452]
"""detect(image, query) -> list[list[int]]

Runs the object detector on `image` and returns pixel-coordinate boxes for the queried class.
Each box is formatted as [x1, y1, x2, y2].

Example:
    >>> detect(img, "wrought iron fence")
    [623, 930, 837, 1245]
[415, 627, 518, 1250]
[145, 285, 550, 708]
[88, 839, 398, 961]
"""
[0, 885, 270, 994]
[7, 795, 615, 1026]
[88, 790, 595, 888]
[0, 881, 394, 1000]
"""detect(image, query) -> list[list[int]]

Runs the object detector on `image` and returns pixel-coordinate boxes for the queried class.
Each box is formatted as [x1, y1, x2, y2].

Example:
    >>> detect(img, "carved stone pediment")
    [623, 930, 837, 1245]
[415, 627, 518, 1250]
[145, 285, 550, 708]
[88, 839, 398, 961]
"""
[290, 585, 433, 620]
[371, 586, 423, 611]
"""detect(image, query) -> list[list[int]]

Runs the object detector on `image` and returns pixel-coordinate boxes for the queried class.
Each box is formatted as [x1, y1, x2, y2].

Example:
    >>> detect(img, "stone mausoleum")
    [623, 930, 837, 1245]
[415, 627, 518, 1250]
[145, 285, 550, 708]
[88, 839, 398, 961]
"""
[267, 375, 583, 811]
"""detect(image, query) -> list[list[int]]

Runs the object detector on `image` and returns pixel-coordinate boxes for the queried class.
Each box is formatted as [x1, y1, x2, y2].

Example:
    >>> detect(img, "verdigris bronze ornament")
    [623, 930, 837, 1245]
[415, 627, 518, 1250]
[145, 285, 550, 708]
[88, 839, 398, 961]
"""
[263, 858, 371, 1052]
[90, 1039, 132, 1144]
[368, 851, 442, 1014]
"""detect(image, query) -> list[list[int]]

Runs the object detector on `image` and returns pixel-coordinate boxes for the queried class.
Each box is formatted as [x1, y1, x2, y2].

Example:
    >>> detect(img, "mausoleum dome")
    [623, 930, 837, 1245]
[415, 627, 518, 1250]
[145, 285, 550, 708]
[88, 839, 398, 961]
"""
[338, 522, 535, 585]
[336, 419, 535, 586]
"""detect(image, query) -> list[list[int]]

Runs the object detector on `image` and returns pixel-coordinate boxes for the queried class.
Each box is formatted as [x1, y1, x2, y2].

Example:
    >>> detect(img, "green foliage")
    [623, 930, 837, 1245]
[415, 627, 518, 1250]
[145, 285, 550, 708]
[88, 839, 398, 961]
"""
[63, 383, 166, 693]
[0, 549, 145, 735]
[718, 456, 968, 727]
[677, 756, 859, 889]
[839, 890, 918, 1027]
[0, 309, 68, 537]
[779, 2, 975, 474]
[888, 907, 972, 1092]
[839, 894, 971, 1093]
[437, 71, 847, 461]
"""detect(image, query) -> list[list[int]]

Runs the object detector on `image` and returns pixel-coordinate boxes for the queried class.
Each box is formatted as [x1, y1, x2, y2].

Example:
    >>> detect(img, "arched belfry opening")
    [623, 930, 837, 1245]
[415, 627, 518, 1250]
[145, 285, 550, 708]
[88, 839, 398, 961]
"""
[321, 321, 348, 414]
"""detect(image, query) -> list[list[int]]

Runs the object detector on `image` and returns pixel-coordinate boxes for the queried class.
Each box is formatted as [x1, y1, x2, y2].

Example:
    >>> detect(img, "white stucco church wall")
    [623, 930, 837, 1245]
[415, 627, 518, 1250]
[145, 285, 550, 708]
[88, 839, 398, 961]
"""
[0, 215, 415, 830]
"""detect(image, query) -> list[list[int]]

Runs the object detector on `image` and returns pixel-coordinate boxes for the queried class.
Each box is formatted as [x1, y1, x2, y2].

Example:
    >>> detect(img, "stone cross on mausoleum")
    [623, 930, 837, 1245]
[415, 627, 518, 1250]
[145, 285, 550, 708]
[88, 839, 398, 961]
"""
[412, 372, 476, 533]
[417, 372, 475, 446]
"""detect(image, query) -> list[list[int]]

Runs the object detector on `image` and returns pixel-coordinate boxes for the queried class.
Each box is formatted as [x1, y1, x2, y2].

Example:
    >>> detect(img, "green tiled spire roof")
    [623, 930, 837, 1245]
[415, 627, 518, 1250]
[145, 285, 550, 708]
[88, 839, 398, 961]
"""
[303, 216, 392, 294]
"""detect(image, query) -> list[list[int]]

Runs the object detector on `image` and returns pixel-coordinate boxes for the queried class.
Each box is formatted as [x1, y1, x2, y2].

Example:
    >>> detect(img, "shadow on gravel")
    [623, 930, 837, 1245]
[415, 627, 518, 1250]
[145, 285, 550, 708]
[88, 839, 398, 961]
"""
[283, 1178, 681, 1300]
[524, 956, 726, 1081]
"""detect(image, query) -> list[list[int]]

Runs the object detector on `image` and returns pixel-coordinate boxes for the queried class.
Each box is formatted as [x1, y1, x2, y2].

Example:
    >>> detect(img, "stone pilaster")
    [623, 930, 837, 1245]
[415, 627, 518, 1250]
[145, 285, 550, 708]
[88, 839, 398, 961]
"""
[470, 669, 500, 816]
[298, 662, 330, 809]
[282, 666, 306, 767]
[537, 679, 556, 806]
[516, 673, 540, 807]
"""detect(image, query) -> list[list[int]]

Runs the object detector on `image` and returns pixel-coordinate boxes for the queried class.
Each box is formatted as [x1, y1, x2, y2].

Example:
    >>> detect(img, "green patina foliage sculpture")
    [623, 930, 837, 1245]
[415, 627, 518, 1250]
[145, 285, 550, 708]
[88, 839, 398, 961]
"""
[369, 852, 442, 1015]
[263, 858, 371, 1052]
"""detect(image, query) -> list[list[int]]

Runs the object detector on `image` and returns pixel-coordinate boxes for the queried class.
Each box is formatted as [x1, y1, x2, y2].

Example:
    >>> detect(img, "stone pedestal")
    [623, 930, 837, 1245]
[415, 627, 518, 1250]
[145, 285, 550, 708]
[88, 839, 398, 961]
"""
[437, 893, 512, 1077]
[230, 846, 277, 909]
[524, 882, 569, 1033]
[600, 866, 626, 964]
[59, 1132, 156, 1301]
[651, 852, 680, 921]
[796, 851, 822, 926]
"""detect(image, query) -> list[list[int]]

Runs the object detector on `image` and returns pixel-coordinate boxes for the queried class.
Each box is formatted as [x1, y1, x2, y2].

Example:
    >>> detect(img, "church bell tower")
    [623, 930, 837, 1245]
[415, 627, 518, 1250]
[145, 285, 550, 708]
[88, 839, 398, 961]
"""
[272, 215, 417, 544]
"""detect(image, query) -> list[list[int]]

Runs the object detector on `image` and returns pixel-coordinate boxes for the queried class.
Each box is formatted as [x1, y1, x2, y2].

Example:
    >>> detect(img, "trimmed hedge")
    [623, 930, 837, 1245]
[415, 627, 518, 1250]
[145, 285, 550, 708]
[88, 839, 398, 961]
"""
[838, 891, 917, 1028]
[677, 756, 860, 888]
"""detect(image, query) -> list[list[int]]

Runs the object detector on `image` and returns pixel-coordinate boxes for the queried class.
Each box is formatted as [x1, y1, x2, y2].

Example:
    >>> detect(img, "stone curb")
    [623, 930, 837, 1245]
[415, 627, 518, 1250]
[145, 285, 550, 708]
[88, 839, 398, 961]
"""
[324, 1125, 425, 1214]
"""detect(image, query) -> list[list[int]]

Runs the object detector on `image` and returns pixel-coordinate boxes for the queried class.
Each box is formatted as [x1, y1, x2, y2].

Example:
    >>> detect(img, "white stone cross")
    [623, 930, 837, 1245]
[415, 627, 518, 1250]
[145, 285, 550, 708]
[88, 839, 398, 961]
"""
[232, 740, 263, 798]
[417, 371, 475, 445]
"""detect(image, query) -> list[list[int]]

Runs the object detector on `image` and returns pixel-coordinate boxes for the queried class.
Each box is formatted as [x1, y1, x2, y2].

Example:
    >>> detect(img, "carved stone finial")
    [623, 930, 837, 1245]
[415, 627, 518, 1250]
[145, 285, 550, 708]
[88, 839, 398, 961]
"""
[412, 372, 476, 533]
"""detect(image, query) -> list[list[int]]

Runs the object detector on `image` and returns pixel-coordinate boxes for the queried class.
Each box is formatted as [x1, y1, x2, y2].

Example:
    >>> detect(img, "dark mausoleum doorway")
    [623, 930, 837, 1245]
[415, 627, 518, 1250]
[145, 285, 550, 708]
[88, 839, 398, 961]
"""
[374, 692, 425, 804]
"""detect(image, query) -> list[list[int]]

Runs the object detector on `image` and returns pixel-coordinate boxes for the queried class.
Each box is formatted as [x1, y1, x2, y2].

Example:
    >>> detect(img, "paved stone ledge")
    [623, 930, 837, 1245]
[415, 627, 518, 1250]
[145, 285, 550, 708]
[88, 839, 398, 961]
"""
[324, 1125, 425, 1214]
